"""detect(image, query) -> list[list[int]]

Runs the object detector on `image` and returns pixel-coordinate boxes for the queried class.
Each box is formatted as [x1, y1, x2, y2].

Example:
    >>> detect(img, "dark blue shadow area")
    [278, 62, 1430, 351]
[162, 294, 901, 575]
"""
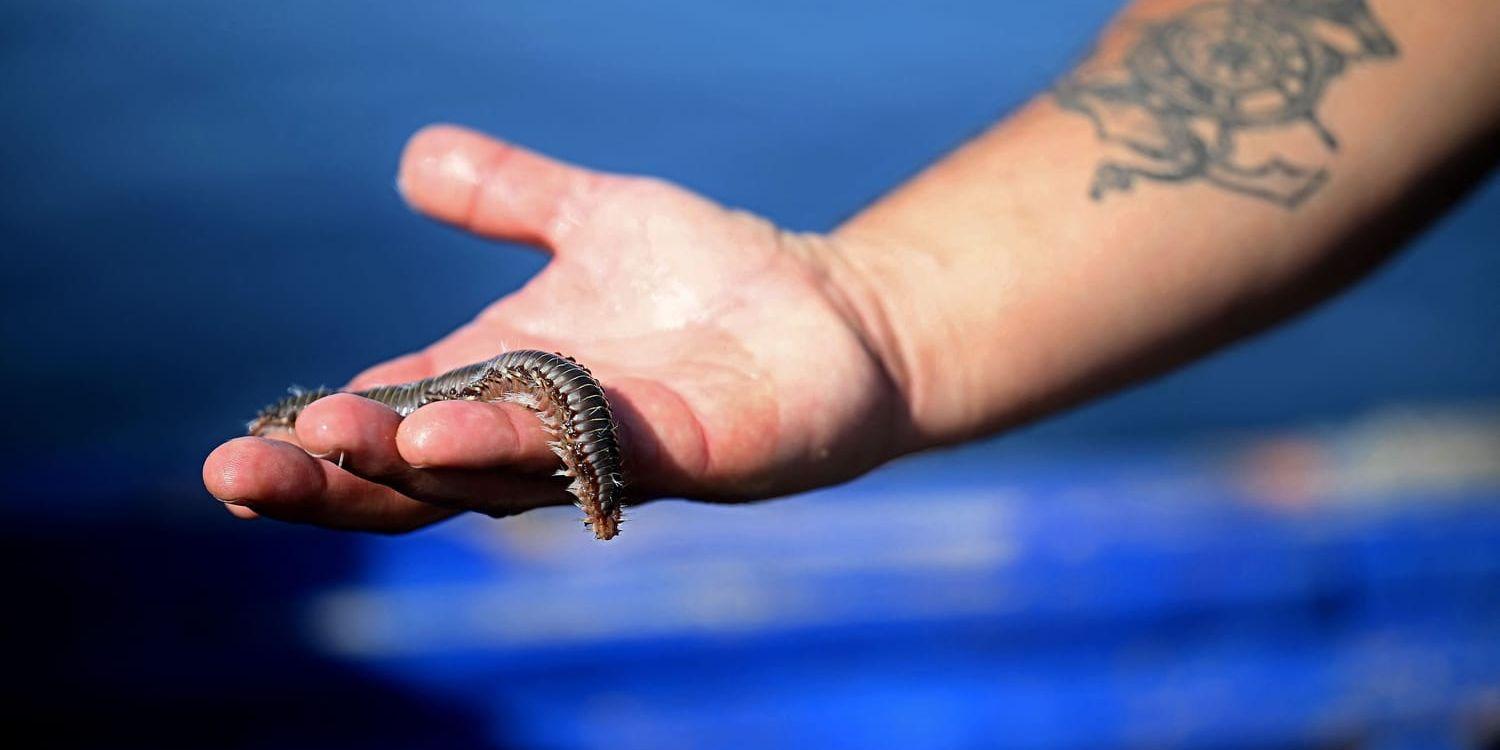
[2, 1, 1497, 748]
[0, 493, 494, 750]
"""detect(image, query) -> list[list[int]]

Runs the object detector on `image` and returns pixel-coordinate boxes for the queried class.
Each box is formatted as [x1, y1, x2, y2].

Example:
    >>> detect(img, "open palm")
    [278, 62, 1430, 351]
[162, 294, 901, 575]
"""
[204, 125, 908, 532]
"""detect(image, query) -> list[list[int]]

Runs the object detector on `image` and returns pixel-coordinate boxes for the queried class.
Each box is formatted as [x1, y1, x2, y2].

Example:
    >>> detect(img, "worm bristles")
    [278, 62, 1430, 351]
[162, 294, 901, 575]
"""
[248, 349, 626, 540]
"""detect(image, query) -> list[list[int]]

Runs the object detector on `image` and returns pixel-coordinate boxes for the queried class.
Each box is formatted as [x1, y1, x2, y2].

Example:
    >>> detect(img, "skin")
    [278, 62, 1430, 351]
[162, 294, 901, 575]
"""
[205, 126, 913, 530]
[204, 0, 1500, 533]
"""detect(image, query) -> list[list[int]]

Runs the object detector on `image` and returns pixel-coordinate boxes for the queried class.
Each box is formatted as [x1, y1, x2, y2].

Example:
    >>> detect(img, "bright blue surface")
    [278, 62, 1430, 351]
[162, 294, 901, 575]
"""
[316, 443, 1500, 749]
[2, 2, 1497, 748]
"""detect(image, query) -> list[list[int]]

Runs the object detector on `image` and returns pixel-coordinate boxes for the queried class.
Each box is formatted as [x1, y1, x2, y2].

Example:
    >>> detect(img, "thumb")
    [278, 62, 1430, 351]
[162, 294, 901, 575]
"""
[396, 124, 605, 249]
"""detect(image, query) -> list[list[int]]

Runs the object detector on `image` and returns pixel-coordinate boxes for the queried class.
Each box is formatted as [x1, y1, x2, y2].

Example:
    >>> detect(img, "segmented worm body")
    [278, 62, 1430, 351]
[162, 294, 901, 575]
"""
[249, 350, 625, 540]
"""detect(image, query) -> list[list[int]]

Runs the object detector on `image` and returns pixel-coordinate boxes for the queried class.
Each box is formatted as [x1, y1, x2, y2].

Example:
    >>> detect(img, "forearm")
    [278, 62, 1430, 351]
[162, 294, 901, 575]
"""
[831, 0, 1500, 450]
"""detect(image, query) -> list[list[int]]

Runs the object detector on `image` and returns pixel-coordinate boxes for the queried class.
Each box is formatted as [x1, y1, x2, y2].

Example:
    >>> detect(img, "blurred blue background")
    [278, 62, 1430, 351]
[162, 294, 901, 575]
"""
[2, 1, 1497, 748]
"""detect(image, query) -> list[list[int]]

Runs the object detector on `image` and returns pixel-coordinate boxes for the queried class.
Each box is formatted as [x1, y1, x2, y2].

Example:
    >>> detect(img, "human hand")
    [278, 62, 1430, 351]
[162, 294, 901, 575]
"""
[203, 125, 913, 532]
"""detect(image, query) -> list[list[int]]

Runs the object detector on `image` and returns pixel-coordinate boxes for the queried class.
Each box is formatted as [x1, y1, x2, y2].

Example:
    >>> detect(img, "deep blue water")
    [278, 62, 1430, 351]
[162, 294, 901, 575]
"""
[2, 1, 1495, 474]
[2, 3, 1496, 748]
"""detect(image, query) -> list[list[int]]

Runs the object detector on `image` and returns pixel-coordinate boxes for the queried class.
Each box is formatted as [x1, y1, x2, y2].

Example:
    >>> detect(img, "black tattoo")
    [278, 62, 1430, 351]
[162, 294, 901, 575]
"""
[1055, 0, 1398, 207]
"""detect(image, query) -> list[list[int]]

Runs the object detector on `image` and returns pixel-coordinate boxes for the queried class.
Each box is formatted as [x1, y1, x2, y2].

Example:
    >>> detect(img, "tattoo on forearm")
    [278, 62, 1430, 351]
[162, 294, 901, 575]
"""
[1054, 0, 1398, 208]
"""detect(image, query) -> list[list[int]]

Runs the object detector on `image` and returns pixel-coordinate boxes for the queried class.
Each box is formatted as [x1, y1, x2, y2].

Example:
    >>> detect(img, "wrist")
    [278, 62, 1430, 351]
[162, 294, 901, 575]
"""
[810, 225, 977, 456]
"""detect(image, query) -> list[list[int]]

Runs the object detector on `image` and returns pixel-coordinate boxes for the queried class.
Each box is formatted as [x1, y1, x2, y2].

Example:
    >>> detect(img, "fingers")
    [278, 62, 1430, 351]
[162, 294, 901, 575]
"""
[396, 123, 606, 248]
[290, 394, 572, 517]
[293, 395, 568, 515]
[396, 399, 558, 472]
[204, 436, 452, 532]
[294, 394, 408, 477]
[204, 390, 582, 532]
[297, 393, 557, 472]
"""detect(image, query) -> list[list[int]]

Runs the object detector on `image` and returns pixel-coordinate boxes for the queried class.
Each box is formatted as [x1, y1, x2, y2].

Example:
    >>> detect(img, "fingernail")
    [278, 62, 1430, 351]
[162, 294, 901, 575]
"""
[397, 146, 480, 223]
[225, 504, 260, 520]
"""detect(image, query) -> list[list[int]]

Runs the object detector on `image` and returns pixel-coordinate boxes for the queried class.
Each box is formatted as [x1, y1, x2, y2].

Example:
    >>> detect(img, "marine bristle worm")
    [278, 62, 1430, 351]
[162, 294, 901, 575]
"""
[248, 350, 626, 540]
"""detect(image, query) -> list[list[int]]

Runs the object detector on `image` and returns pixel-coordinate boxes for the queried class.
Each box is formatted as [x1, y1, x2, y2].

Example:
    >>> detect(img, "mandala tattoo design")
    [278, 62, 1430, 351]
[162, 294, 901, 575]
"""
[1054, 0, 1399, 208]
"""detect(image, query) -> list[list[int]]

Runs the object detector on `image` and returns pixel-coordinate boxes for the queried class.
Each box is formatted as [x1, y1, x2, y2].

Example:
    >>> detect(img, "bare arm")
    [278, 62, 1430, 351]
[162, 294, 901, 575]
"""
[833, 0, 1500, 450]
[204, 0, 1500, 532]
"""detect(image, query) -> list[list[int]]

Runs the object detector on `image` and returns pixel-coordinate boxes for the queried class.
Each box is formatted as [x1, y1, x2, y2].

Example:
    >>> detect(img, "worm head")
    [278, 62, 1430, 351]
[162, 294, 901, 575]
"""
[246, 387, 336, 436]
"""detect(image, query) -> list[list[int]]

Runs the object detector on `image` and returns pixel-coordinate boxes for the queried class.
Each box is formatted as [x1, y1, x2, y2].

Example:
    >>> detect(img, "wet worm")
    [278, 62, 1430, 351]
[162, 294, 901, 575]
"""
[248, 350, 625, 540]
